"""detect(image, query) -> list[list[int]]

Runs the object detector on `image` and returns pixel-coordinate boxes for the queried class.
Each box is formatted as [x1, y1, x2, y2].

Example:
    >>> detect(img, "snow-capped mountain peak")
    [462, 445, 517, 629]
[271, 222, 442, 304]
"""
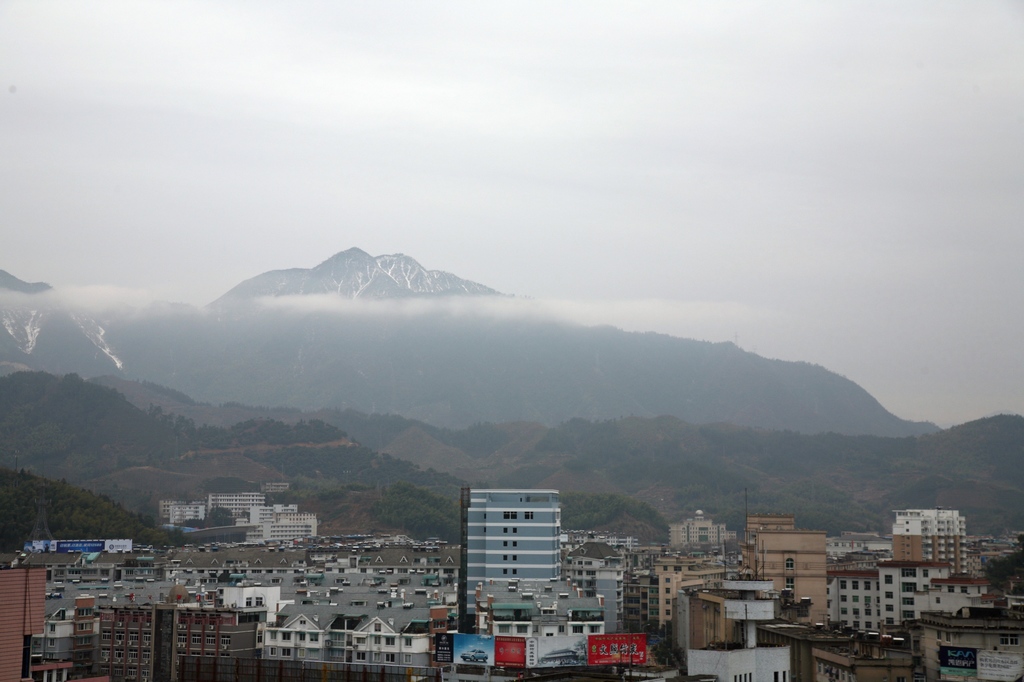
[211, 248, 500, 305]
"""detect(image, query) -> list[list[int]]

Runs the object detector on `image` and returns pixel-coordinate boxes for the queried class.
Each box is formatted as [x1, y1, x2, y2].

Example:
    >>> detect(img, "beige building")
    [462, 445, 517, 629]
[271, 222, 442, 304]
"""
[650, 556, 727, 628]
[741, 513, 828, 624]
[892, 508, 966, 573]
[669, 511, 732, 548]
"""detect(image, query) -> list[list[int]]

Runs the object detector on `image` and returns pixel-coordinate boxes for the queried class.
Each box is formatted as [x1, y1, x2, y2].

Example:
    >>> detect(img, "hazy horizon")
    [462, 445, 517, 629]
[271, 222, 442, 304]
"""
[3, 2, 1023, 428]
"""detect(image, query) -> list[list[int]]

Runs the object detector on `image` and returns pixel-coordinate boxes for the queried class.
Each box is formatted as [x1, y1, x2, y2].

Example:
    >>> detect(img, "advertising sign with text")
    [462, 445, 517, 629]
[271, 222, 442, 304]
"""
[453, 634, 494, 666]
[587, 634, 647, 666]
[434, 633, 454, 664]
[526, 636, 588, 668]
[940, 646, 978, 677]
[978, 650, 1024, 682]
[494, 636, 526, 668]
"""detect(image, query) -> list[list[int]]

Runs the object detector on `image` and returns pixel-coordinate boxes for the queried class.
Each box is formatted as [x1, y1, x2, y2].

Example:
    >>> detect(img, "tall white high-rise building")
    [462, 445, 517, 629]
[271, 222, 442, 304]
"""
[892, 508, 966, 573]
[465, 489, 561, 588]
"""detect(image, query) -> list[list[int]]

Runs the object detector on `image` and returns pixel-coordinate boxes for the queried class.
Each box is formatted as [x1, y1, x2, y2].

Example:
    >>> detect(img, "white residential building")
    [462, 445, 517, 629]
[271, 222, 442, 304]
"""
[877, 561, 951, 628]
[166, 501, 207, 526]
[207, 492, 267, 518]
[892, 508, 966, 573]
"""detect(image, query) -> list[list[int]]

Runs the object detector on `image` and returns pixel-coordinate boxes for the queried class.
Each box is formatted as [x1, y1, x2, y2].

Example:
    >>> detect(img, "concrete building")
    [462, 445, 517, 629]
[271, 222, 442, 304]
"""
[97, 584, 271, 682]
[206, 492, 266, 518]
[240, 507, 318, 542]
[472, 579, 605, 638]
[892, 508, 966, 573]
[650, 556, 727, 631]
[464, 490, 561, 588]
[742, 514, 828, 625]
[917, 607, 1024, 682]
[688, 580, 790, 682]
[670, 511, 731, 548]
[31, 595, 99, 678]
[161, 501, 206, 526]
[825, 533, 892, 559]
[565, 542, 625, 632]
[827, 570, 880, 631]
[0, 567, 47, 682]
[876, 561, 951, 628]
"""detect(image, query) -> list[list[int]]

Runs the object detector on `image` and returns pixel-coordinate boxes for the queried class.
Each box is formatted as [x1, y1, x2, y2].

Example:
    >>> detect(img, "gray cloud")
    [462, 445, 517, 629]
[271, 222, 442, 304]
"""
[2, 1, 1023, 426]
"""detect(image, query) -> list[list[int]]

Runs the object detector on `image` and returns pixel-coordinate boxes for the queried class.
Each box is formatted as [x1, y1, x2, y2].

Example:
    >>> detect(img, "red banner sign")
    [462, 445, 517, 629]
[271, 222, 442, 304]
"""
[495, 636, 527, 668]
[586, 634, 647, 666]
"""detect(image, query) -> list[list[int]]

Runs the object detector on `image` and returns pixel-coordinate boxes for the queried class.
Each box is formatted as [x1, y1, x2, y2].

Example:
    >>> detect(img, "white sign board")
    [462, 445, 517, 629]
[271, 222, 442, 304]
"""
[978, 651, 1024, 682]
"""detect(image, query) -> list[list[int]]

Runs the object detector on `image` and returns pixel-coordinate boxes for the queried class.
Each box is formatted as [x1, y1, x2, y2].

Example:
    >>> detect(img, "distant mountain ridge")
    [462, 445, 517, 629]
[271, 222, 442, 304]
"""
[211, 248, 500, 305]
[0, 269, 51, 295]
[0, 252, 938, 437]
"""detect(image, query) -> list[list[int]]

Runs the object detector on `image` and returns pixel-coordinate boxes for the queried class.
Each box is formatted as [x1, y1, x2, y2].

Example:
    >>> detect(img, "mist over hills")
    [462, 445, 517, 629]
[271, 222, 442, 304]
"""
[0, 251, 936, 436]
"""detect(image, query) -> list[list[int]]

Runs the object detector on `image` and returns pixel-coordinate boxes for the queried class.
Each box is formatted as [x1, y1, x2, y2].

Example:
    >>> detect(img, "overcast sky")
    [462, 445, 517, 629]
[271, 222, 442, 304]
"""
[2, 1, 1023, 427]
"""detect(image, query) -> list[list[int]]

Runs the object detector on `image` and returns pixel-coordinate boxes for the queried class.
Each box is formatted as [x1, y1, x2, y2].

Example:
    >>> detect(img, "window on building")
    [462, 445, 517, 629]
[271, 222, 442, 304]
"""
[840, 580, 847, 589]
[961, 587, 969, 594]
[902, 597, 914, 605]
[901, 568, 917, 578]
[902, 610, 915, 620]
[572, 625, 584, 634]
[884, 575, 893, 584]
[901, 582, 916, 593]
[840, 595, 847, 602]
[922, 569, 929, 578]
[852, 581, 859, 589]
[785, 558, 795, 570]
[885, 605, 894, 612]
[885, 591, 893, 599]
[786, 577, 794, 590]
[1001, 635, 1020, 646]
[525, 512, 534, 519]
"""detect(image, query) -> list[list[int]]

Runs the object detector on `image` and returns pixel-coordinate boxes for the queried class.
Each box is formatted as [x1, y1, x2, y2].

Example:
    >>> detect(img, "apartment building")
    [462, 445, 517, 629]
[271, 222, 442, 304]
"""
[917, 607, 1024, 682]
[160, 501, 206, 526]
[97, 584, 268, 682]
[827, 570, 880, 631]
[651, 556, 727, 630]
[892, 508, 966, 573]
[38, 595, 99, 677]
[206, 493, 266, 518]
[876, 561, 951, 629]
[464, 490, 561, 588]
[472, 580, 605, 638]
[742, 513, 828, 624]
[564, 542, 624, 632]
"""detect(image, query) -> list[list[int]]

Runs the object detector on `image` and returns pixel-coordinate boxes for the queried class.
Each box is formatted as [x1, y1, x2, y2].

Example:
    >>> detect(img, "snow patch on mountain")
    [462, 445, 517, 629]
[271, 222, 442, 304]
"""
[2, 309, 43, 353]
[72, 313, 124, 370]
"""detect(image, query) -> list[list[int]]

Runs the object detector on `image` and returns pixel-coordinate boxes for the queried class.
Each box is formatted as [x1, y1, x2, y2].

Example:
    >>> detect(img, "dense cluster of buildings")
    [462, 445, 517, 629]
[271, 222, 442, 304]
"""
[5, 491, 1024, 682]
[159, 490, 318, 543]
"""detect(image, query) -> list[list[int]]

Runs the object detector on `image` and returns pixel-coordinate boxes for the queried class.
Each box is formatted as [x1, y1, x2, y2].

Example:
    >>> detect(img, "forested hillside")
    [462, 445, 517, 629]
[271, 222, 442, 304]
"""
[0, 468, 178, 551]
